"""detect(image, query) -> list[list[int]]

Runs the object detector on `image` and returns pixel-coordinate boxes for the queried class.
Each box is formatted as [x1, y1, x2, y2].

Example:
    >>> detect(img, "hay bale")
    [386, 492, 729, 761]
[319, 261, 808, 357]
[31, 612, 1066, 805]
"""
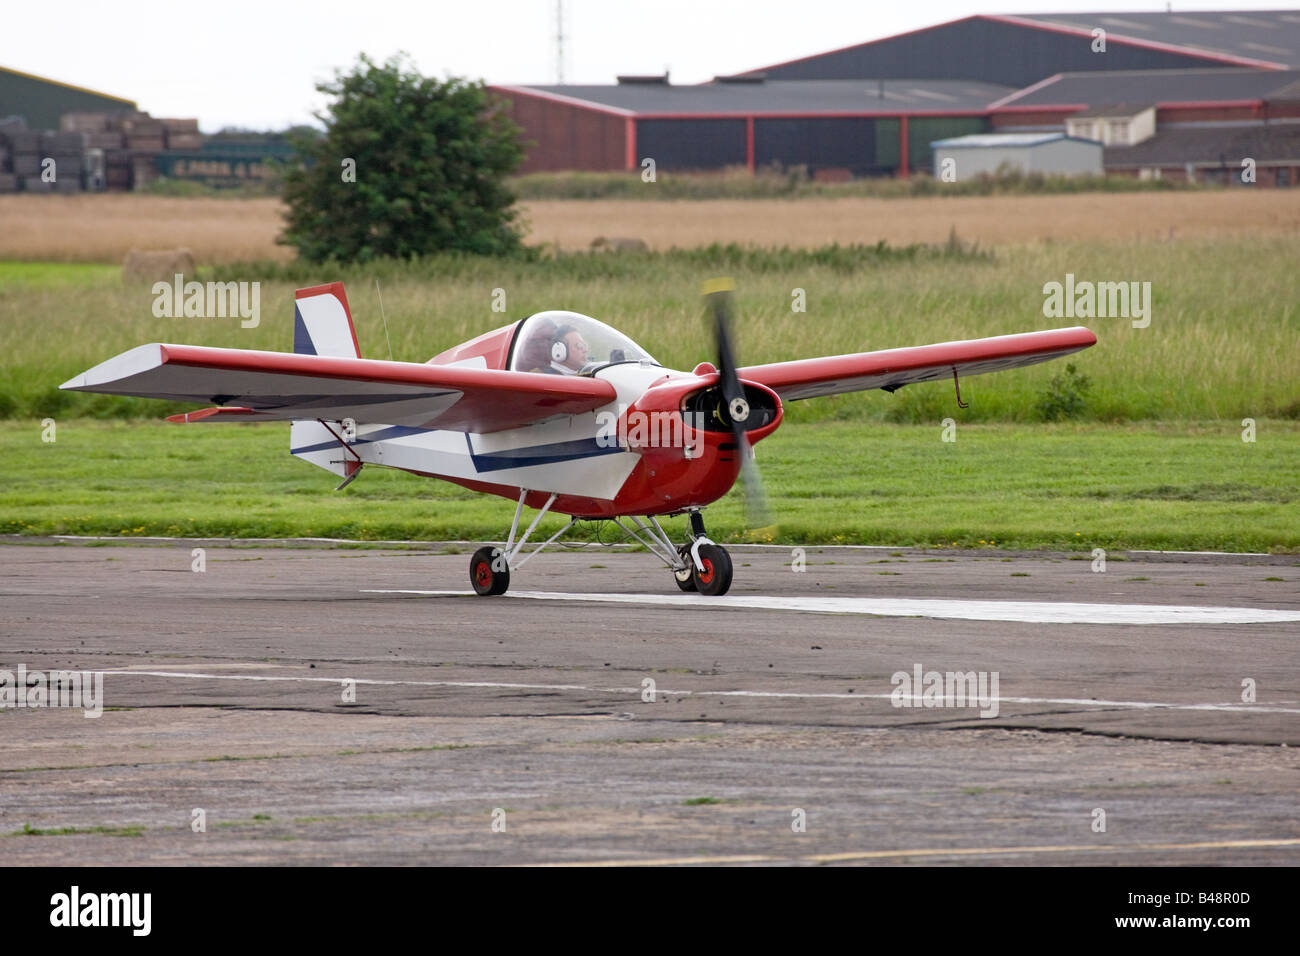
[122, 248, 197, 284]
[13, 154, 41, 177]
[590, 236, 648, 252]
[85, 132, 125, 149]
[126, 135, 166, 153]
[2, 130, 40, 152]
[165, 132, 202, 150]
[41, 131, 87, 153]
[60, 112, 110, 133]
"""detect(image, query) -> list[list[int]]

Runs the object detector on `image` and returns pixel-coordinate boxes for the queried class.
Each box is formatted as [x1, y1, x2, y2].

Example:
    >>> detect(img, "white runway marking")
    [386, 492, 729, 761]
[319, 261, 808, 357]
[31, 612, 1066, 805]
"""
[99, 670, 1300, 716]
[362, 589, 1300, 626]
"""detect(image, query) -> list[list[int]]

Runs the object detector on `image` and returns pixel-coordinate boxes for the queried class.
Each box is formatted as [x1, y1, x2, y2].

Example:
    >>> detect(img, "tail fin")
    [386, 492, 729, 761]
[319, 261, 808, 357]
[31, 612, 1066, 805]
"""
[293, 282, 360, 357]
[291, 282, 361, 478]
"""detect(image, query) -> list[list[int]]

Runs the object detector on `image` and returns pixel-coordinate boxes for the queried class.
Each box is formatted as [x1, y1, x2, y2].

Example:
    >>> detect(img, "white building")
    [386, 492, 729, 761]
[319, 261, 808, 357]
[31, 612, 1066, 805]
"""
[1065, 105, 1156, 147]
[931, 132, 1103, 178]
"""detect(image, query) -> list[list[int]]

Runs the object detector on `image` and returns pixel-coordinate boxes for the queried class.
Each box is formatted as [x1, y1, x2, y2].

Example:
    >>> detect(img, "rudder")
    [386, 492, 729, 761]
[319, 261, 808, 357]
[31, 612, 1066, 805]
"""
[293, 282, 360, 358]
[291, 282, 360, 477]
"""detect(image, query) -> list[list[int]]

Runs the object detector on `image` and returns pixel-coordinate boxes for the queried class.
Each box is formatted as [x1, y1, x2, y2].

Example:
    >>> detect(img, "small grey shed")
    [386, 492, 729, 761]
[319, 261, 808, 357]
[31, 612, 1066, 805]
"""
[931, 132, 1103, 179]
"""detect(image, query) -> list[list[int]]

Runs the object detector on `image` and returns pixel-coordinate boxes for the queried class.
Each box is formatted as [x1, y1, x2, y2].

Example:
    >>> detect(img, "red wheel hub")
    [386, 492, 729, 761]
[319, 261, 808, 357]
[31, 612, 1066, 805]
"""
[698, 558, 714, 583]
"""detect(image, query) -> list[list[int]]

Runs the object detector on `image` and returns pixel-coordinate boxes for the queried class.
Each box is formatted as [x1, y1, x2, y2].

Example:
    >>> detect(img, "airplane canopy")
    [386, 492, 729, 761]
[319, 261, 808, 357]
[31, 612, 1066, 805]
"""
[511, 312, 658, 376]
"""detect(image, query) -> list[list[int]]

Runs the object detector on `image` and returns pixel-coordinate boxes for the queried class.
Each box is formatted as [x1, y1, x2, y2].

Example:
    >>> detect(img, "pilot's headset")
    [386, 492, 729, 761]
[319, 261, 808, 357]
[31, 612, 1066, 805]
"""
[550, 325, 576, 364]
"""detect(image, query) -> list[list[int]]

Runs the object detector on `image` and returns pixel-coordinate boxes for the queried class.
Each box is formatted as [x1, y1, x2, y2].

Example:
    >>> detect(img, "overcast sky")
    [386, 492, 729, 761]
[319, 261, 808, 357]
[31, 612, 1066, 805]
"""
[7, 1, 1300, 131]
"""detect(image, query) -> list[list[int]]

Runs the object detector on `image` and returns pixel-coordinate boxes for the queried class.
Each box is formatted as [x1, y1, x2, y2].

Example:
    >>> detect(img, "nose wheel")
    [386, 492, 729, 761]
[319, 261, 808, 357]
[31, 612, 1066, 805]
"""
[689, 543, 732, 596]
[669, 512, 732, 596]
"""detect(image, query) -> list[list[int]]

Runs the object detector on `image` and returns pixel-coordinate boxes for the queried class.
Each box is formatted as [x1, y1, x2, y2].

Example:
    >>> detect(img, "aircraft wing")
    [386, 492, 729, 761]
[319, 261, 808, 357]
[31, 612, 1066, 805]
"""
[60, 343, 617, 433]
[738, 327, 1097, 401]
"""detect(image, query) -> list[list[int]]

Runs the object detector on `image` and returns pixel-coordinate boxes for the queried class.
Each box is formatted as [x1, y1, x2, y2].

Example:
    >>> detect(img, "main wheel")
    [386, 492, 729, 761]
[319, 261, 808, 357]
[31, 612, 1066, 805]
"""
[470, 546, 510, 596]
[691, 544, 733, 596]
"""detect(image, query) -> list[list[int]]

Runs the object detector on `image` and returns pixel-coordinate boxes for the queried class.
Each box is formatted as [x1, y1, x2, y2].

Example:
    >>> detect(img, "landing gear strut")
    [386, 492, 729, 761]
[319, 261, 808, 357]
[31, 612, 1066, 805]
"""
[469, 493, 732, 597]
[469, 489, 576, 597]
[617, 509, 732, 597]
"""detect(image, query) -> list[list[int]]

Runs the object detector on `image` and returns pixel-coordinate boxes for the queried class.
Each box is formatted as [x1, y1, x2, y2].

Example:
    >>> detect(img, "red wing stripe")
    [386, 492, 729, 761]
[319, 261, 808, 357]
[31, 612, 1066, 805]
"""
[156, 345, 614, 401]
[165, 406, 269, 423]
[64, 344, 618, 433]
[740, 327, 1097, 399]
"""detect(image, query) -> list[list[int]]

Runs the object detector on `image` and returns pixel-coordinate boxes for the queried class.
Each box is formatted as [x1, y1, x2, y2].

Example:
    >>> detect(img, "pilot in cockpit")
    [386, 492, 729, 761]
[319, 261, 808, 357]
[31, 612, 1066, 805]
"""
[537, 324, 590, 375]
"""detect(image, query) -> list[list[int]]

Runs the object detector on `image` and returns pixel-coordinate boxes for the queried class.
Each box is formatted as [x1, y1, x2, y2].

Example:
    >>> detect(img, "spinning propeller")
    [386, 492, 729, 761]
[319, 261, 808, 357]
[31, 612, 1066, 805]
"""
[702, 279, 771, 529]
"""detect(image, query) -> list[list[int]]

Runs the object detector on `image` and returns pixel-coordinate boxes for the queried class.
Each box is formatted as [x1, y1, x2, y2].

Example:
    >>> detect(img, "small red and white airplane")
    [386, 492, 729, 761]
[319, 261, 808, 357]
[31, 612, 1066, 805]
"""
[62, 281, 1095, 596]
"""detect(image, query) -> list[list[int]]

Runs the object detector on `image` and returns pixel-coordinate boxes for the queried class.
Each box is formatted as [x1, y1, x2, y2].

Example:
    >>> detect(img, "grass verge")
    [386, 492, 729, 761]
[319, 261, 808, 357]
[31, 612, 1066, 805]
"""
[4, 419, 1295, 553]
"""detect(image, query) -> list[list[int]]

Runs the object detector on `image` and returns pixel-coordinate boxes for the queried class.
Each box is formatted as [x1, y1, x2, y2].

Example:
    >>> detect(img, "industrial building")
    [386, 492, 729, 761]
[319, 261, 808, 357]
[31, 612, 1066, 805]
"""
[0, 64, 289, 193]
[0, 65, 136, 130]
[0, 65, 206, 193]
[493, 10, 1300, 183]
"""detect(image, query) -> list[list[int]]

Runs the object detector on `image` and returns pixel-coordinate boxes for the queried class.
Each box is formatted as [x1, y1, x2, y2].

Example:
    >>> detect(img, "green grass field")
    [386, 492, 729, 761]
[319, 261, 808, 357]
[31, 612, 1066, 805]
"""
[3, 237, 1295, 552]
[5, 419, 1296, 552]
[3, 238, 1297, 424]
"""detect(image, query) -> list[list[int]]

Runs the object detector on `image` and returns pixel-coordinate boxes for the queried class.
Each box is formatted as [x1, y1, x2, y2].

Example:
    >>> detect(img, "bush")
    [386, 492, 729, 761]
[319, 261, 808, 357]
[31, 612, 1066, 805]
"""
[1036, 363, 1092, 421]
[279, 53, 526, 262]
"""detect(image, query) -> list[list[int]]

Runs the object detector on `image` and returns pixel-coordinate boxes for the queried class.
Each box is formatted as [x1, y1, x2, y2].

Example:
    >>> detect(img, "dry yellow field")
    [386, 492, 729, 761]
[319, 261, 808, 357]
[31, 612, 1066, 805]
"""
[0, 195, 292, 264]
[523, 190, 1300, 250]
[2, 190, 1299, 263]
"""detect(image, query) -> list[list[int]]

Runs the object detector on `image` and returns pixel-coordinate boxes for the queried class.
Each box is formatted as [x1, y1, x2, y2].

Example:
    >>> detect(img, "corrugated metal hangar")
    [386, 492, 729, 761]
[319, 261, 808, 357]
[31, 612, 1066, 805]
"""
[493, 9, 1300, 183]
[0, 65, 286, 193]
[0, 65, 136, 130]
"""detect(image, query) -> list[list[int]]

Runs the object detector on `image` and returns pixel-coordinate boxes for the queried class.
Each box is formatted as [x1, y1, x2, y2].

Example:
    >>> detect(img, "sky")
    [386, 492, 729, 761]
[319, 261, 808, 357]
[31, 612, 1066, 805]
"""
[7, 0, 1300, 131]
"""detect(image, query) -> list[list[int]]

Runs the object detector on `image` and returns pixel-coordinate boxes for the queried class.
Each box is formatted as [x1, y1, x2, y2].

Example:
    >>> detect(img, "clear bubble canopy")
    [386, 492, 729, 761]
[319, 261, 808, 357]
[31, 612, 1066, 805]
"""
[510, 311, 658, 376]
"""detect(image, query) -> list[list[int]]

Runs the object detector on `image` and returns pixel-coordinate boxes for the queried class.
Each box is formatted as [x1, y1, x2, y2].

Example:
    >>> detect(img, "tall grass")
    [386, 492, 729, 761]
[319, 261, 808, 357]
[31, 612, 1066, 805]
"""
[3, 237, 1297, 424]
[510, 166, 1189, 200]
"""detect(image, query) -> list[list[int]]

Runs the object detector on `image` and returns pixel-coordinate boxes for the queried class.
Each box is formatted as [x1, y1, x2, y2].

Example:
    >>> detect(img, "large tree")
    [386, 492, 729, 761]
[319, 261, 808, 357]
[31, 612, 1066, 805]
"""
[280, 53, 526, 262]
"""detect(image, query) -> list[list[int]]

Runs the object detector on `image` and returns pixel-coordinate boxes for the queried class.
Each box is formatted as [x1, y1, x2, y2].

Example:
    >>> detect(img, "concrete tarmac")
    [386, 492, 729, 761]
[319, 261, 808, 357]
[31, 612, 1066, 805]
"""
[1, 540, 1297, 865]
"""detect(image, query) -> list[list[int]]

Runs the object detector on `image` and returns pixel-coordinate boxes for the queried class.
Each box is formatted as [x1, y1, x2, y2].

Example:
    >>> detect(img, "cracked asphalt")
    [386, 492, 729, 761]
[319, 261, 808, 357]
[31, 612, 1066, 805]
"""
[2, 541, 1297, 865]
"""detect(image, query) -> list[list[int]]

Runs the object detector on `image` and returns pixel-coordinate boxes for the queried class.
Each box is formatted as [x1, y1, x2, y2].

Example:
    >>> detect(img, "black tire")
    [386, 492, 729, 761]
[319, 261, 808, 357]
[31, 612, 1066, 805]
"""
[470, 546, 510, 596]
[691, 544, 732, 596]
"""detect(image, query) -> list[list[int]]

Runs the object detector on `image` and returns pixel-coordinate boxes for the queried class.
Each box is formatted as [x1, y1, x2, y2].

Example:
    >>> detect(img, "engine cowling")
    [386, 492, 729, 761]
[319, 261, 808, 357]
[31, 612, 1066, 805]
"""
[608, 373, 783, 513]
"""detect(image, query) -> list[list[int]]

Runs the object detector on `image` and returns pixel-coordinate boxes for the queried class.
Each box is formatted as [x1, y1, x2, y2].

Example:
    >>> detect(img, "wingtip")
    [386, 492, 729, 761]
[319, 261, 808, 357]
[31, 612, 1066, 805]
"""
[60, 343, 167, 392]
